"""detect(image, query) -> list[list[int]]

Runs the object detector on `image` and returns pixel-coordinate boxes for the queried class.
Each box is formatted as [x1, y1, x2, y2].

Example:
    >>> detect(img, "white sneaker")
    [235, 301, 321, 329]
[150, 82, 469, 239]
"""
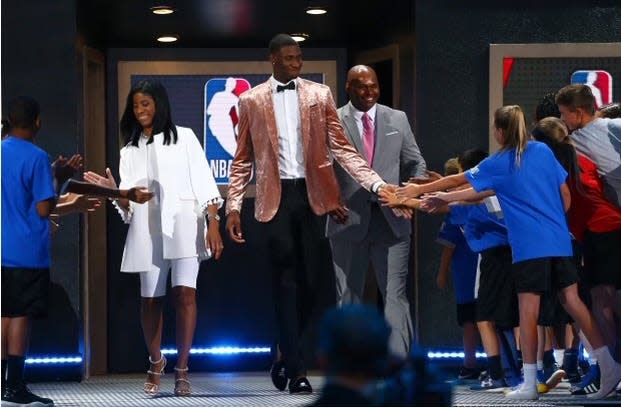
[504, 384, 539, 400]
[589, 362, 621, 399]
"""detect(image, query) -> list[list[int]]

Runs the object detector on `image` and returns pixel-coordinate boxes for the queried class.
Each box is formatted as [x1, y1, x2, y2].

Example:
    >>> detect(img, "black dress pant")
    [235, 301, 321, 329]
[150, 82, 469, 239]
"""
[264, 179, 328, 378]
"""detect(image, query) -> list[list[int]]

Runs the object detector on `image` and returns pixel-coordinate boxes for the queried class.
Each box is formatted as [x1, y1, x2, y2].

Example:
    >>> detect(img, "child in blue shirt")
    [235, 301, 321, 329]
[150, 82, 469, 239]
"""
[1, 97, 56, 406]
[396, 105, 621, 400]
[435, 158, 481, 381]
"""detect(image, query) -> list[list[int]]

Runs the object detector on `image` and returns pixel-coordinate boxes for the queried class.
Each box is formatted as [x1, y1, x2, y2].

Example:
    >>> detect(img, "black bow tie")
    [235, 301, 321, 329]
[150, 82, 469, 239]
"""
[276, 81, 296, 92]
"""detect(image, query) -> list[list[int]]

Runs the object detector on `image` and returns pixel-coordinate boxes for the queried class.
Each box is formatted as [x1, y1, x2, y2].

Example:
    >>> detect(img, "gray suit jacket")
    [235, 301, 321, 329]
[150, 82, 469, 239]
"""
[326, 102, 426, 240]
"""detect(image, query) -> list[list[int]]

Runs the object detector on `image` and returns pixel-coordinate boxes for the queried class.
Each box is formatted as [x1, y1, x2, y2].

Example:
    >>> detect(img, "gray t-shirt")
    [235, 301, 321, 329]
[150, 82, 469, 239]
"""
[570, 117, 621, 209]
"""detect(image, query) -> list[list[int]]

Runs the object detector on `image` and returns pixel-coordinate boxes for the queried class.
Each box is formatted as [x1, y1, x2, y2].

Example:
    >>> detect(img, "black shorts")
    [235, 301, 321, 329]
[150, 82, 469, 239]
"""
[456, 301, 476, 327]
[583, 229, 621, 289]
[512, 256, 578, 294]
[1, 266, 50, 319]
[476, 245, 519, 329]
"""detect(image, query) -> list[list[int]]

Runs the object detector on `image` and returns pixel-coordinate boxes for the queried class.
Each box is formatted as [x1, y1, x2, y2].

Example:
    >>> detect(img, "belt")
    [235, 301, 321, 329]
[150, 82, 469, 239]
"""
[281, 178, 306, 187]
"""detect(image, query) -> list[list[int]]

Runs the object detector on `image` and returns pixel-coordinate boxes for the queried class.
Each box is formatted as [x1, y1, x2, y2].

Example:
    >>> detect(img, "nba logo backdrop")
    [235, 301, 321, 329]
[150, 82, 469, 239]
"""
[204, 77, 251, 184]
[571, 70, 613, 109]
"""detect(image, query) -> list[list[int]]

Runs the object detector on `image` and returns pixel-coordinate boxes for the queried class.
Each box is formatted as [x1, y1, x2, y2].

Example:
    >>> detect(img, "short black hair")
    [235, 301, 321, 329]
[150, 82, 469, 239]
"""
[7, 96, 40, 130]
[535, 92, 560, 122]
[269, 33, 298, 54]
[458, 148, 488, 171]
[318, 305, 390, 376]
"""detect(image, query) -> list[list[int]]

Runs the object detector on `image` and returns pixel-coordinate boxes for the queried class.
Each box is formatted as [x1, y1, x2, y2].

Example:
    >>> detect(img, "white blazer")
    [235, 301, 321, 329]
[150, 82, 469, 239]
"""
[114, 126, 222, 272]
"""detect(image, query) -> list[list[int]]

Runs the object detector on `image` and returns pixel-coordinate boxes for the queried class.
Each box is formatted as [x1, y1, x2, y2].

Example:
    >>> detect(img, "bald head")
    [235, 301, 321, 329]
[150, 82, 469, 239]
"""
[346, 65, 379, 112]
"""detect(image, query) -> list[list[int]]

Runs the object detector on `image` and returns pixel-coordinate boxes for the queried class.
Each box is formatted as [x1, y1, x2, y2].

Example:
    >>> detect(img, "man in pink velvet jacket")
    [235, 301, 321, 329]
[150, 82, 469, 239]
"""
[226, 34, 389, 394]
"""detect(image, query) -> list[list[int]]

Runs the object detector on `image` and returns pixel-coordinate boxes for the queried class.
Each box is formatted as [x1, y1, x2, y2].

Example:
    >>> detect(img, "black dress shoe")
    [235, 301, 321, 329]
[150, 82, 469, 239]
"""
[289, 376, 313, 394]
[270, 360, 287, 391]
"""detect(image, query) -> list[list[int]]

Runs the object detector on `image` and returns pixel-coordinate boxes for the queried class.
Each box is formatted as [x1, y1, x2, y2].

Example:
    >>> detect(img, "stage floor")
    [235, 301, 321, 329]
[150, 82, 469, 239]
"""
[26, 372, 620, 407]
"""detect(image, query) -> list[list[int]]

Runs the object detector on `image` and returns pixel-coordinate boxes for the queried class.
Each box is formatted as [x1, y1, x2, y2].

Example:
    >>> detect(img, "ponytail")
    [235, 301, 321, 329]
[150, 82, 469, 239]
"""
[493, 105, 529, 166]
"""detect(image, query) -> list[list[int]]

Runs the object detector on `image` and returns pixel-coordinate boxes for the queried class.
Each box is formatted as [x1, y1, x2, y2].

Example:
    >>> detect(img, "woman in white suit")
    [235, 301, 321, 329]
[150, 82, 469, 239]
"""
[85, 80, 223, 397]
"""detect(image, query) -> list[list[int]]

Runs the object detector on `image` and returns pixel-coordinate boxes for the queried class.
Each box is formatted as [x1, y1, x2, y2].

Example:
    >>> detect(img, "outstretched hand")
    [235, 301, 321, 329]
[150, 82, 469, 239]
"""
[396, 183, 422, 200]
[53, 154, 83, 185]
[126, 187, 154, 204]
[84, 168, 117, 189]
[419, 192, 449, 213]
[64, 193, 102, 213]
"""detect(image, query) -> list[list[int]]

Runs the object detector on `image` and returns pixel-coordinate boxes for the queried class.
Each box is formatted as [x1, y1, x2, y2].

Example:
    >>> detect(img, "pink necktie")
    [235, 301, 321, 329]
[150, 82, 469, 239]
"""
[362, 113, 375, 166]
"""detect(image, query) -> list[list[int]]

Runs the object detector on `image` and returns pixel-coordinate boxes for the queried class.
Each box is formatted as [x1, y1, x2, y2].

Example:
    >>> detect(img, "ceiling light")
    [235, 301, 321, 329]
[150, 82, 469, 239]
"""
[156, 34, 179, 43]
[305, 6, 327, 15]
[150, 5, 175, 15]
[290, 33, 309, 42]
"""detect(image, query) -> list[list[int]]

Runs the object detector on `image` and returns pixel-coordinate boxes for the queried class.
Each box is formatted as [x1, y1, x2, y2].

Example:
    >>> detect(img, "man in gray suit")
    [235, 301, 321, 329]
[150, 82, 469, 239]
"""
[326, 65, 426, 357]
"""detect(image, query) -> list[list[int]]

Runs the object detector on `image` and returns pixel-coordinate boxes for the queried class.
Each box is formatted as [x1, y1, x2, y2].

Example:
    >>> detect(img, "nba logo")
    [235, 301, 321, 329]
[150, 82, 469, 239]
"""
[204, 77, 251, 184]
[570, 70, 613, 109]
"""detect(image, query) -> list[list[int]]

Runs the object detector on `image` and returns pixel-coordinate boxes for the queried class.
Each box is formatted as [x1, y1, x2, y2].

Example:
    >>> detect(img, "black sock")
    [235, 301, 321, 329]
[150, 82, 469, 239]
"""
[488, 355, 503, 380]
[543, 349, 556, 368]
[1, 359, 6, 381]
[6, 355, 25, 388]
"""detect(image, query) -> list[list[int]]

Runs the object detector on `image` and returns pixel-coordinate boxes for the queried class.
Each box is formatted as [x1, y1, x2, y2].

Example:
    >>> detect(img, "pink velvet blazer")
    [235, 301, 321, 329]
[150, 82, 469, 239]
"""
[226, 78, 382, 222]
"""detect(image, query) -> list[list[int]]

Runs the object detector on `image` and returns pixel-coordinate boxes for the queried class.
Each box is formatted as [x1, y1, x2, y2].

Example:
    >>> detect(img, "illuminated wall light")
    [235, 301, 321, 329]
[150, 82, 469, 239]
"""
[305, 6, 327, 15]
[426, 350, 488, 359]
[25, 356, 83, 365]
[290, 33, 309, 42]
[161, 346, 271, 356]
[150, 5, 175, 15]
[157, 34, 179, 43]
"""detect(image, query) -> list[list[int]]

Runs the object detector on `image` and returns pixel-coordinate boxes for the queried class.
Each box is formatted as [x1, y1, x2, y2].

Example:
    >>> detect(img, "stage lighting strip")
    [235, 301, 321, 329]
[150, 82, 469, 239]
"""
[24, 347, 590, 365]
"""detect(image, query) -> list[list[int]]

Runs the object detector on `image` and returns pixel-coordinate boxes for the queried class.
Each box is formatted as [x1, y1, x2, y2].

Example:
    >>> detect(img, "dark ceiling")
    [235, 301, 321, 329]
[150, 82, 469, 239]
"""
[78, 0, 415, 50]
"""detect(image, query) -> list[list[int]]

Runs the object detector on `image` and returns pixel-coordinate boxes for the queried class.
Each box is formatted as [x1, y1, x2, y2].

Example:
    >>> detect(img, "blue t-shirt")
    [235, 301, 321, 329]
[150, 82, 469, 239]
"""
[1, 137, 55, 268]
[437, 215, 478, 304]
[464, 141, 572, 263]
[450, 202, 509, 253]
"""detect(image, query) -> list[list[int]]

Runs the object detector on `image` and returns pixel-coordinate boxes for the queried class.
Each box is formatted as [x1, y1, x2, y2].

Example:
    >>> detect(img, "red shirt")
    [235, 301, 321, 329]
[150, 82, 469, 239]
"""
[568, 154, 621, 241]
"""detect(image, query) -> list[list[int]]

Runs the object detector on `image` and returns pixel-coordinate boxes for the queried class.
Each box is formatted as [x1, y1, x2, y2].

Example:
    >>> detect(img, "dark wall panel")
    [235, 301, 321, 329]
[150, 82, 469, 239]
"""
[1, 0, 82, 366]
[414, 0, 621, 348]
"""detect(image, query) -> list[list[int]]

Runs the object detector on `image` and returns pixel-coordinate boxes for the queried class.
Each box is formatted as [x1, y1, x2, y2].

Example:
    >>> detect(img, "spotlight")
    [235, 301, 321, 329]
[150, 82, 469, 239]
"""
[157, 34, 179, 43]
[305, 6, 327, 15]
[290, 33, 309, 42]
[150, 5, 175, 15]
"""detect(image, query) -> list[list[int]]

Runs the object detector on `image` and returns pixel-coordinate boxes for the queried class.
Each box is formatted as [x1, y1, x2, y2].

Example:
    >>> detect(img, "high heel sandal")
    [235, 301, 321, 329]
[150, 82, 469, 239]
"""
[174, 366, 192, 397]
[143, 354, 167, 395]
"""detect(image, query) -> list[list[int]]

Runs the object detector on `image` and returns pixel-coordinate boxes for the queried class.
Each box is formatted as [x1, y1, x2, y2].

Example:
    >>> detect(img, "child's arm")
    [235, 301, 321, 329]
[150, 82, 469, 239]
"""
[396, 172, 469, 200]
[53, 193, 102, 216]
[36, 198, 56, 217]
[560, 182, 571, 212]
[437, 246, 454, 289]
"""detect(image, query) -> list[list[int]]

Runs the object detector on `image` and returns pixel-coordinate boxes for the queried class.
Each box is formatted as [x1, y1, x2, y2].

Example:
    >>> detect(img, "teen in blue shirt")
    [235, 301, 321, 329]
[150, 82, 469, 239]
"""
[395, 105, 621, 400]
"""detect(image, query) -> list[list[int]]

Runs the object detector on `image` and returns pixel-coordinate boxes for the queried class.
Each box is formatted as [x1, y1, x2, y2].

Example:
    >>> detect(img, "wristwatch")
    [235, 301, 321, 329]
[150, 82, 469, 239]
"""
[206, 212, 220, 222]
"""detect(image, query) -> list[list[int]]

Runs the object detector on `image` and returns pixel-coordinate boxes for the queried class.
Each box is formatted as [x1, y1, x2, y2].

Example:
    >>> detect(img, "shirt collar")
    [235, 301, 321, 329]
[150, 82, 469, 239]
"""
[269, 76, 298, 93]
[349, 102, 377, 123]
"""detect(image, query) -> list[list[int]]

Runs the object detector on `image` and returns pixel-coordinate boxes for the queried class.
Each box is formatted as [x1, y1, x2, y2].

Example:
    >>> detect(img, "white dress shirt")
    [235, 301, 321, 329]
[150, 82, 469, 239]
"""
[270, 76, 305, 179]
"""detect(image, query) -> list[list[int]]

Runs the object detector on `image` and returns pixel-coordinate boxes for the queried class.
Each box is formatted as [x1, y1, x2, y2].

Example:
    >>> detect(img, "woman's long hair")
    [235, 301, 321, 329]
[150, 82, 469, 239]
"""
[120, 80, 177, 147]
[531, 116, 584, 195]
[494, 105, 529, 166]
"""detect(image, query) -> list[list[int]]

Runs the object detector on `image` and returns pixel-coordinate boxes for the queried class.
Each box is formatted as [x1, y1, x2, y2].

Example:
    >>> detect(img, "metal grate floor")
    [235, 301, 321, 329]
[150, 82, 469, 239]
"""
[18, 372, 621, 407]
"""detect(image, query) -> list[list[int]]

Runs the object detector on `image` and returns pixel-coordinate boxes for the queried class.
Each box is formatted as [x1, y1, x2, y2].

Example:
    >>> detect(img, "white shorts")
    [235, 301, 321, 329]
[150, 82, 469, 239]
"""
[139, 257, 199, 298]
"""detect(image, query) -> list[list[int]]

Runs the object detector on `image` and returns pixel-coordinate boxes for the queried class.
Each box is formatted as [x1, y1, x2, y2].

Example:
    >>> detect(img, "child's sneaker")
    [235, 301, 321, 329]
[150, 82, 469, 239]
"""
[1, 383, 54, 406]
[470, 374, 508, 391]
[504, 383, 539, 400]
[571, 364, 600, 395]
[457, 366, 481, 381]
